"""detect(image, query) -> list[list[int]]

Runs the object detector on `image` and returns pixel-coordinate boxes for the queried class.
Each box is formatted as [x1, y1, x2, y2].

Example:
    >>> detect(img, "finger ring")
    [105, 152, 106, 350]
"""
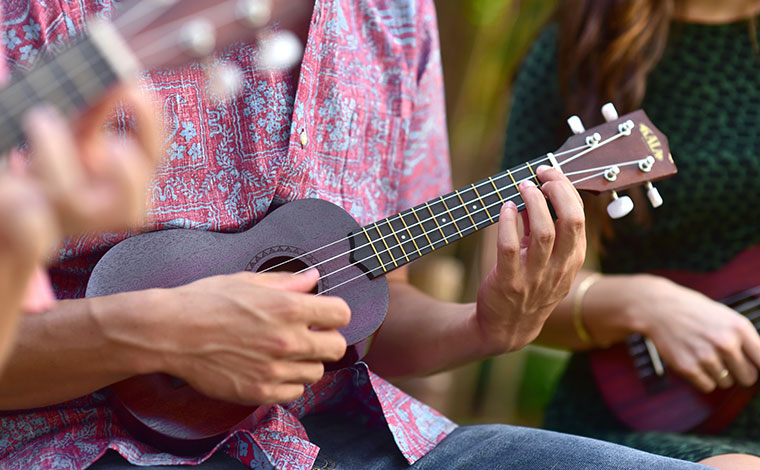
[718, 369, 730, 380]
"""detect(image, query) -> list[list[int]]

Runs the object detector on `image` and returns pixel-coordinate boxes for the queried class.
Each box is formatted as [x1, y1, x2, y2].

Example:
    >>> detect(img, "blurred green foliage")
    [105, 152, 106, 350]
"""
[436, 0, 558, 187]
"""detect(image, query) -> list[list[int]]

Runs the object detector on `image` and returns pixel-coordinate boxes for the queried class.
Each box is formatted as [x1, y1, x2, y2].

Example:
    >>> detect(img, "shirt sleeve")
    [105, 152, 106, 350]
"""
[394, 0, 453, 211]
[502, 24, 566, 172]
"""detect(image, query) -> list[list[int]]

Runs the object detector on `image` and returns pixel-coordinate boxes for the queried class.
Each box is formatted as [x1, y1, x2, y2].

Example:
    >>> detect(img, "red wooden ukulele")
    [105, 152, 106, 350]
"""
[86, 105, 677, 455]
[590, 246, 760, 433]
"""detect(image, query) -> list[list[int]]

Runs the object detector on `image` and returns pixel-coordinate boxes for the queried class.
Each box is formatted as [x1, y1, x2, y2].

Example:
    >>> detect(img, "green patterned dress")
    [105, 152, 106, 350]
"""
[502, 20, 760, 461]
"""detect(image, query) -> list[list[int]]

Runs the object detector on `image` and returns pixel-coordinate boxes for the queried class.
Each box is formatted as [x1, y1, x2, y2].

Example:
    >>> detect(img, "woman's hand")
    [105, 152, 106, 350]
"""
[630, 275, 760, 393]
[475, 165, 586, 354]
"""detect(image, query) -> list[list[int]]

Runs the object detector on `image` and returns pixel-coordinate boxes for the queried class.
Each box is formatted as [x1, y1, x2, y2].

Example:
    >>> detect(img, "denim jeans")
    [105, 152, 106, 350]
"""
[90, 413, 716, 469]
[302, 413, 716, 470]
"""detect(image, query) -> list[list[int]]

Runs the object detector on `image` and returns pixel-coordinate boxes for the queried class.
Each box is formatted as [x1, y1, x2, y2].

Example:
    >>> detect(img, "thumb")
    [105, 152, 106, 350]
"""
[251, 268, 320, 293]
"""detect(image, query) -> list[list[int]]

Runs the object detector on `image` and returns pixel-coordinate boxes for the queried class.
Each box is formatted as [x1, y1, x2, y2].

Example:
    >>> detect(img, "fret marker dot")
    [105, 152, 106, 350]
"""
[401, 235, 406, 240]
[441, 218, 447, 222]
[472, 205, 478, 210]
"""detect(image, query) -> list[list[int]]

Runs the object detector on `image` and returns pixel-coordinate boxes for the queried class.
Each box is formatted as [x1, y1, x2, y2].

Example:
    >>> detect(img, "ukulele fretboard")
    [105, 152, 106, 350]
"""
[0, 32, 121, 154]
[349, 156, 546, 278]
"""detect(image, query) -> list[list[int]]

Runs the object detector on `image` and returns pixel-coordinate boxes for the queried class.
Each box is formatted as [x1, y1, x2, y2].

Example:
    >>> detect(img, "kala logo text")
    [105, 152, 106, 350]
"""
[639, 123, 664, 161]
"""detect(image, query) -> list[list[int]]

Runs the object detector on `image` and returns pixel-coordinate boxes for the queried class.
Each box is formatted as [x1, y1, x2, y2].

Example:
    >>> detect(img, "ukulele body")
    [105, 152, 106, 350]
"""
[86, 198, 389, 455]
[590, 245, 760, 433]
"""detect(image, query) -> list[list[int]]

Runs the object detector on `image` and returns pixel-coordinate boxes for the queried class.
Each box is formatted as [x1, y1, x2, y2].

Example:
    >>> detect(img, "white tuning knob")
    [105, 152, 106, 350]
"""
[567, 115, 585, 135]
[601, 103, 619, 122]
[208, 62, 244, 101]
[237, 0, 272, 28]
[607, 191, 634, 219]
[259, 30, 303, 69]
[646, 182, 663, 208]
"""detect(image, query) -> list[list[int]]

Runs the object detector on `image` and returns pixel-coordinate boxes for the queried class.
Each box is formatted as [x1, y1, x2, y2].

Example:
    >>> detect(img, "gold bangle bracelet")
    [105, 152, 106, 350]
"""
[572, 273, 601, 345]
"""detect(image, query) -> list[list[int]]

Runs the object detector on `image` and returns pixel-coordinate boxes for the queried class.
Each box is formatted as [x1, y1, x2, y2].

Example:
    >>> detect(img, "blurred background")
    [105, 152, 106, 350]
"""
[396, 0, 567, 427]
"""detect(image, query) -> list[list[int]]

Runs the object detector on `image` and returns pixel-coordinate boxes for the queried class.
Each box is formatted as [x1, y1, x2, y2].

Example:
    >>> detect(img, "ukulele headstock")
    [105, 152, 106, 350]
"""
[554, 104, 676, 218]
[95, 0, 309, 79]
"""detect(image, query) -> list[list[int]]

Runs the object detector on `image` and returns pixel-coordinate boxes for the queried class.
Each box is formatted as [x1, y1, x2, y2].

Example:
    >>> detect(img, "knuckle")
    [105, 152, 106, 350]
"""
[248, 382, 274, 402]
[694, 346, 719, 366]
[535, 228, 555, 246]
[260, 361, 283, 381]
[712, 333, 740, 354]
[326, 334, 348, 360]
[272, 332, 301, 357]
[498, 241, 520, 260]
[305, 363, 325, 384]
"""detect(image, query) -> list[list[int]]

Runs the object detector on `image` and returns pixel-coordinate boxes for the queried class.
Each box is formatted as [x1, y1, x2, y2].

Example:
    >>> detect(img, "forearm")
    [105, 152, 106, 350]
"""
[535, 270, 654, 350]
[0, 290, 161, 410]
[364, 280, 486, 378]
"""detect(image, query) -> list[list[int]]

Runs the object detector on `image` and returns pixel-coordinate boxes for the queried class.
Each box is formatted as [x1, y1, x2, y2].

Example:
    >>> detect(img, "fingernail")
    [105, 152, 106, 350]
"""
[521, 179, 536, 189]
[537, 165, 551, 174]
[504, 201, 516, 211]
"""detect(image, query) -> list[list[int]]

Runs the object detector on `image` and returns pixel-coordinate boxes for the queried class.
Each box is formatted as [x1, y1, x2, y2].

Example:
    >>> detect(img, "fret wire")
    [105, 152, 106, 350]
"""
[425, 202, 448, 244]
[320, 199, 537, 295]
[488, 176, 506, 202]
[398, 211, 423, 257]
[472, 184, 495, 223]
[455, 190, 477, 228]
[373, 222, 398, 268]
[439, 196, 462, 238]
[505, 169, 519, 191]
[361, 226, 386, 273]
[410, 206, 434, 250]
[525, 161, 540, 185]
[386, 218, 410, 263]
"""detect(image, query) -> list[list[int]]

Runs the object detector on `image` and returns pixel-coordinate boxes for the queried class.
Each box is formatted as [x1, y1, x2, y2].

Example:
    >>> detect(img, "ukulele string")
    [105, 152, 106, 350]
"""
[316, 165, 635, 296]
[283, 131, 633, 281]
[258, 143, 594, 276]
[112, 0, 178, 39]
[125, 4, 243, 66]
[310, 162, 642, 288]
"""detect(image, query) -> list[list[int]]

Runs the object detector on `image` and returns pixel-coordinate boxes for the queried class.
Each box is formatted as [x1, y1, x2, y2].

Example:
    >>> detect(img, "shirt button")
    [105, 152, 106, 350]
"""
[299, 129, 308, 148]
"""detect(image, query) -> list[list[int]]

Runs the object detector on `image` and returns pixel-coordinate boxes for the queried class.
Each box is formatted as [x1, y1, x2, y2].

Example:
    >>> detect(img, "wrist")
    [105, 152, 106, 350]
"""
[89, 288, 170, 376]
[615, 273, 671, 337]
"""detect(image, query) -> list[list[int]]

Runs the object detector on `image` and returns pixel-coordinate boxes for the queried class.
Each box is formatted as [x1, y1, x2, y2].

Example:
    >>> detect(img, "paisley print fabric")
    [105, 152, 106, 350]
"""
[0, 0, 456, 468]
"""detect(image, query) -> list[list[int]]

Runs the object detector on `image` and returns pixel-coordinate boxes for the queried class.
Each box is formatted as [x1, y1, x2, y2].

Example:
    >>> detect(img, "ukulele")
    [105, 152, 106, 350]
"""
[0, 0, 306, 154]
[590, 245, 760, 434]
[86, 104, 677, 455]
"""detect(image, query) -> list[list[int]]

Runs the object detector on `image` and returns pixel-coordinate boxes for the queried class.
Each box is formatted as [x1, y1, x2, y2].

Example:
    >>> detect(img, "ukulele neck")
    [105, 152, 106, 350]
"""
[0, 21, 135, 154]
[350, 157, 546, 279]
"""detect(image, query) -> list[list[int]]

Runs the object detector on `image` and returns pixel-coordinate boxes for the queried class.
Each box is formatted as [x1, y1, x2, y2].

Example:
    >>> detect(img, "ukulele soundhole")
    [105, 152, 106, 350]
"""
[245, 245, 327, 294]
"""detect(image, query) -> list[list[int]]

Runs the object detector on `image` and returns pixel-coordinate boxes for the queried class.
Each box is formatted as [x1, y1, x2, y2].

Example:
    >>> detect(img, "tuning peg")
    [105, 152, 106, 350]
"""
[601, 103, 619, 122]
[208, 62, 244, 101]
[607, 191, 634, 219]
[179, 19, 216, 57]
[567, 115, 586, 135]
[645, 182, 663, 208]
[258, 30, 303, 69]
[237, 0, 272, 28]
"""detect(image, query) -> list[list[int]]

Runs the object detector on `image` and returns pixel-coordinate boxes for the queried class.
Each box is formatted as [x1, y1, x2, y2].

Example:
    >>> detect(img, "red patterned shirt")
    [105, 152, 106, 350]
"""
[0, 0, 455, 469]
